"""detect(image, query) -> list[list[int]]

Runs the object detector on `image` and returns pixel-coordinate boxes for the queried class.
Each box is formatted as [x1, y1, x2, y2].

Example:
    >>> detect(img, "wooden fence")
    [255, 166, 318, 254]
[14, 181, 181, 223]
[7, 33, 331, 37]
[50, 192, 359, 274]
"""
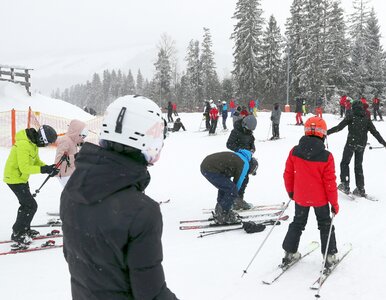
[0, 64, 33, 96]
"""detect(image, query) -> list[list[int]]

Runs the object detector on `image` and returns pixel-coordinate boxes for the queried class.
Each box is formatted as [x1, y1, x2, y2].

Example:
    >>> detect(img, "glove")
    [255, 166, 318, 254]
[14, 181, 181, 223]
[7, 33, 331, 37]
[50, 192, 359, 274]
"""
[242, 221, 266, 233]
[288, 192, 294, 200]
[41, 164, 60, 177]
[331, 204, 339, 215]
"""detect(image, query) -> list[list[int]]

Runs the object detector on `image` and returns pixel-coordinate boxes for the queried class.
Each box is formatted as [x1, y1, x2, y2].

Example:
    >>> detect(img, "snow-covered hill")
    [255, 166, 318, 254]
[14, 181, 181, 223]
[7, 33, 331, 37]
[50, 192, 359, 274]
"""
[0, 96, 385, 299]
[0, 81, 93, 120]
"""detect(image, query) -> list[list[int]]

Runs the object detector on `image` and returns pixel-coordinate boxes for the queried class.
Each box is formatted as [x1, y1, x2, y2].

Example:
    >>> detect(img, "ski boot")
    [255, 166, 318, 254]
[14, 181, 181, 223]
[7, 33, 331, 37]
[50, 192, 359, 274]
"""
[281, 251, 301, 267]
[26, 229, 40, 238]
[324, 254, 339, 273]
[352, 187, 366, 197]
[233, 197, 253, 210]
[10, 232, 32, 251]
[214, 204, 240, 225]
[338, 182, 350, 195]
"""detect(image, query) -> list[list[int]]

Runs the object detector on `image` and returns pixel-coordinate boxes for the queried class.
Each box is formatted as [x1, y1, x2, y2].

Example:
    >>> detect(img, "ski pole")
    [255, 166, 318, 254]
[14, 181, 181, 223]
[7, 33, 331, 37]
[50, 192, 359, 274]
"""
[315, 212, 335, 298]
[33, 152, 68, 197]
[266, 122, 272, 140]
[241, 198, 292, 277]
[369, 145, 385, 150]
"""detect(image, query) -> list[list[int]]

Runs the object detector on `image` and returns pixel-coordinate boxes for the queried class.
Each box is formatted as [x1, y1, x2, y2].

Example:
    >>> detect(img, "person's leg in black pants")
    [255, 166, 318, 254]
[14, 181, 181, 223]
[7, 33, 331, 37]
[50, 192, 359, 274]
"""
[8, 183, 38, 235]
[354, 147, 365, 189]
[340, 144, 354, 186]
[314, 204, 337, 255]
[282, 204, 310, 253]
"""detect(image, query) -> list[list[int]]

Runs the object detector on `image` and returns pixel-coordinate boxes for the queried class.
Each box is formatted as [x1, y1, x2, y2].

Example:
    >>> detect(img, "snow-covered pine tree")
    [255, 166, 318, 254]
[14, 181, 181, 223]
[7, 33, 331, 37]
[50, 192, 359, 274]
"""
[325, 0, 350, 96]
[364, 8, 385, 99]
[231, 0, 264, 101]
[348, 0, 370, 98]
[136, 69, 144, 95]
[126, 70, 136, 95]
[89, 73, 103, 113]
[102, 70, 112, 106]
[201, 27, 221, 101]
[221, 78, 234, 102]
[153, 48, 172, 106]
[185, 39, 202, 109]
[260, 15, 284, 105]
[285, 0, 306, 99]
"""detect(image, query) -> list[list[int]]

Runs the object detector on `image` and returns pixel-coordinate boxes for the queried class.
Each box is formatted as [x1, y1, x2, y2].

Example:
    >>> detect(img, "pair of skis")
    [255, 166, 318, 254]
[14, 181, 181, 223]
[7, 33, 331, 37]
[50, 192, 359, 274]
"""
[0, 230, 63, 256]
[339, 189, 379, 202]
[262, 241, 352, 292]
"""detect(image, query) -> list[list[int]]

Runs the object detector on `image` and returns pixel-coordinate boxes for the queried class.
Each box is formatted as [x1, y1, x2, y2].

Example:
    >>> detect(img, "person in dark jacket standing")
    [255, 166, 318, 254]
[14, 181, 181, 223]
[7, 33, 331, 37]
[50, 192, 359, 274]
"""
[203, 100, 211, 130]
[4, 125, 58, 245]
[270, 103, 282, 140]
[201, 149, 258, 224]
[328, 100, 386, 197]
[226, 115, 257, 209]
[167, 101, 174, 123]
[282, 116, 339, 268]
[60, 95, 178, 300]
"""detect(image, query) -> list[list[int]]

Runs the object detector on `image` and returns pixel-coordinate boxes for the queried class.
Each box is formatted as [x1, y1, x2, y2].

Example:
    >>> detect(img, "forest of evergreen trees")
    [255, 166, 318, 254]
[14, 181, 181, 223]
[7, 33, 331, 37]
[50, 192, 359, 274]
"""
[52, 0, 386, 114]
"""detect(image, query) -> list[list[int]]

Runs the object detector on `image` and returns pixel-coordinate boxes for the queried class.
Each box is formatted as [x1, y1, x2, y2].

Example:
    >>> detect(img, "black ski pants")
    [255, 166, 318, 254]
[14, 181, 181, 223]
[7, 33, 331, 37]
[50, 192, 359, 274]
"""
[209, 119, 218, 134]
[373, 107, 383, 121]
[8, 182, 38, 234]
[283, 203, 337, 255]
[340, 143, 365, 189]
[201, 170, 238, 211]
[272, 123, 280, 138]
[167, 111, 174, 123]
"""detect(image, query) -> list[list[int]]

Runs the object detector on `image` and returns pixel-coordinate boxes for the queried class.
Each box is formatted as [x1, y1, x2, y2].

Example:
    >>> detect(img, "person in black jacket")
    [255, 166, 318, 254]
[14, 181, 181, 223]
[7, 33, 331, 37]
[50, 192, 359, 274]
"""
[226, 115, 257, 209]
[201, 149, 258, 224]
[167, 101, 174, 123]
[60, 95, 178, 300]
[172, 118, 186, 132]
[328, 100, 386, 197]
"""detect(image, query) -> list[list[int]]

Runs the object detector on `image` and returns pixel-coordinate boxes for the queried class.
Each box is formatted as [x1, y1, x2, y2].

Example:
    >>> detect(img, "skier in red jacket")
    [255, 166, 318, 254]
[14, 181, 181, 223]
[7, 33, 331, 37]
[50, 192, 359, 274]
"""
[281, 116, 339, 268]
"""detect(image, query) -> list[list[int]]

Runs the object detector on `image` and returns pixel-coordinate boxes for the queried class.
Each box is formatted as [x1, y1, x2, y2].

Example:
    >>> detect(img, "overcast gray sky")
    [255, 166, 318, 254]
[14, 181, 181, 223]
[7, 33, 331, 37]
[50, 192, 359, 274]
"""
[1, 0, 386, 92]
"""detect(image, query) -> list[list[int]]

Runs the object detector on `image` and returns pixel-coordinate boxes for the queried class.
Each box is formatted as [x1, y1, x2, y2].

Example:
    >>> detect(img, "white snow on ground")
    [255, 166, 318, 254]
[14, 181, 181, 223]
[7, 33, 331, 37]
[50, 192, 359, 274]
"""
[0, 86, 385, 299]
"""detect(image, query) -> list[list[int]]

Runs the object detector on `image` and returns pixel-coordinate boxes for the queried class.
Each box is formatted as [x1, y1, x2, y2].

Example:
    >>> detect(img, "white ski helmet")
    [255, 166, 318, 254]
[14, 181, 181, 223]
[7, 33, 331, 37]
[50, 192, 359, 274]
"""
[99, 95, 166, 164]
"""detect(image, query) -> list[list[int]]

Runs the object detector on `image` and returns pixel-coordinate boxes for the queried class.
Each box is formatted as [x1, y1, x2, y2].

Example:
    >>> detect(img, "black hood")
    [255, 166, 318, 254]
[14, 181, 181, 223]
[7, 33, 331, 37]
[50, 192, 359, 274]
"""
[293, 136, 328, 162]
[62, 142, 150, 205]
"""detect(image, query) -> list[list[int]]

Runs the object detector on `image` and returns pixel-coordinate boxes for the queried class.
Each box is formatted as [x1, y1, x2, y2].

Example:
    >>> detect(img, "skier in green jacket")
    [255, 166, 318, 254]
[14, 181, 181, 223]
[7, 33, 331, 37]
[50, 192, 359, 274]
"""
[3, 125, 59, 245]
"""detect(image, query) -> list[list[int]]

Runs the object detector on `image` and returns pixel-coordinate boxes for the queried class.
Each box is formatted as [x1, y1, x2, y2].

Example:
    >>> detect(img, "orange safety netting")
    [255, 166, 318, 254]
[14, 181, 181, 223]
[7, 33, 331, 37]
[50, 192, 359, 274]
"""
[0, 107, 103, 148]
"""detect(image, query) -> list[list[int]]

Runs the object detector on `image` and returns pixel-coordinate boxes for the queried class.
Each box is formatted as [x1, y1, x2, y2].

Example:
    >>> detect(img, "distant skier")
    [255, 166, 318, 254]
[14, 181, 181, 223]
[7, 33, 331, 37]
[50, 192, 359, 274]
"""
[226, 115, 257, 209]
[209, 103, 219, 135]
[167, 101, 174, 123]
[282, 116, 339, 268]
[3, 125, 58, 245]
[55, 119, 88, 187]
[200, 149, 258, 224]
[327, 100, 386, 197]
[203, 100, 212, 130]
[229, 98, 236, 116]
[315, 95, 324, 118]
[221, 101, 228, 130]
[172, 102, 178, 116]
[172, 118, 186, 132]
[295, 97, 303, 125]
[372, 97, 383, 121]
[339, 95, 347, 118]
[270, 103, 281, 140]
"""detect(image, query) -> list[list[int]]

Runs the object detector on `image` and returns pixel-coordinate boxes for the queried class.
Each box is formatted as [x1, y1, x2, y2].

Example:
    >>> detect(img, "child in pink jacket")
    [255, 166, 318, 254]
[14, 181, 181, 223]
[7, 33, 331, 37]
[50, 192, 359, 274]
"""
[55, 119, 88, 187]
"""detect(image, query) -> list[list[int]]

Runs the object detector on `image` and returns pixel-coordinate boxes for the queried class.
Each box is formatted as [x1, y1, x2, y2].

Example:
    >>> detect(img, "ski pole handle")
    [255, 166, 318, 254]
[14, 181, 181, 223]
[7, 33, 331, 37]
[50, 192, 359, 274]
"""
[369, 146, 385, 150]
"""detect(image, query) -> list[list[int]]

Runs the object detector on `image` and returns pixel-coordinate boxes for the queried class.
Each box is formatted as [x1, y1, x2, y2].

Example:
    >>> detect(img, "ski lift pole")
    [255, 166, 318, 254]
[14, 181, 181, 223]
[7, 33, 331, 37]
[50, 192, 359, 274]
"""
[241, 199, 292, 277]
[32, 152, 68, 197]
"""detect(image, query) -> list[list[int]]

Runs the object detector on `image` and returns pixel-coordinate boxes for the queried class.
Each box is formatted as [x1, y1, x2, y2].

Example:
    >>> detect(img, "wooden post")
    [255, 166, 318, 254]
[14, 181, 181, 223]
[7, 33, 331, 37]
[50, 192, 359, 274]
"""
[28, 106, 31, 128]
[11, 109, 16, 145]
[25, 69, 31, 96]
